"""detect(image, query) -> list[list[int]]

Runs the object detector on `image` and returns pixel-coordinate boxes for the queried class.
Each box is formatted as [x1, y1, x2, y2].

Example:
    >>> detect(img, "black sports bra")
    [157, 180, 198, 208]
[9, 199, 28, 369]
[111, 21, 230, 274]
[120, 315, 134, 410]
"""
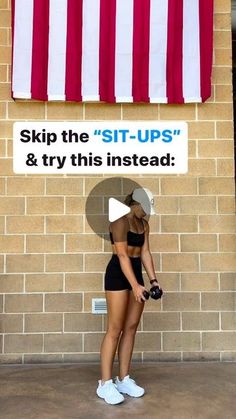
[109, 230, 145, 247]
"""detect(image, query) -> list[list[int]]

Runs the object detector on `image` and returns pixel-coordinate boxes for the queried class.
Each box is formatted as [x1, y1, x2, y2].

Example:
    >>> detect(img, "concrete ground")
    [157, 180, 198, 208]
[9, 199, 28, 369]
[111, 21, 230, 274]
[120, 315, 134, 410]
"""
[0, 362, 236, 419]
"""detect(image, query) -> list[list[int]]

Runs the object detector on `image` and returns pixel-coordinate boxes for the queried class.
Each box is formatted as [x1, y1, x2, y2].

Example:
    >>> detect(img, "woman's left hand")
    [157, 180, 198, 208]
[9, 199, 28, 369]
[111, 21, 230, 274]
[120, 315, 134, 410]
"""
[150, 280, 160, 287]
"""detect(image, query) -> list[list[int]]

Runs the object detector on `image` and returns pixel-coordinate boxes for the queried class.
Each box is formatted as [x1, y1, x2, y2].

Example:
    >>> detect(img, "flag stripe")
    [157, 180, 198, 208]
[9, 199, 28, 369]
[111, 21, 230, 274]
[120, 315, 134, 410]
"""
[149, 0, 168, 103]
[99, 0, 116, 102]
[11, 0, 214, 104]
[199, 0, 214, 101]
[183, 0, 201, 101]
[166, 0, 184, 104]
[47, 0, 68, 100]
[115, 0, 134, 102]
[81, 0, 100, 100]
[12, 0, 34, 98]
[132, 0, 151, 102]
[31, 0, 49, 100]
[65, 0, 82, 101]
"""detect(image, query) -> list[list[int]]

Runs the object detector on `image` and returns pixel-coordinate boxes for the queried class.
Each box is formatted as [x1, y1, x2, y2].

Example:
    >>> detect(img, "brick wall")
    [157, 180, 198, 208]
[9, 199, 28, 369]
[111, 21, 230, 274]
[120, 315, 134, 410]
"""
[0, 0, 235, 364]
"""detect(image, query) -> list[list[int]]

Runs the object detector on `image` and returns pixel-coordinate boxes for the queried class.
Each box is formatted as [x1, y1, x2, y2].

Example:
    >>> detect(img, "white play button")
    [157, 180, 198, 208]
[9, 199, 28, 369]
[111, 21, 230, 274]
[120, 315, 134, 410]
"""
[108, 198, 131, 222]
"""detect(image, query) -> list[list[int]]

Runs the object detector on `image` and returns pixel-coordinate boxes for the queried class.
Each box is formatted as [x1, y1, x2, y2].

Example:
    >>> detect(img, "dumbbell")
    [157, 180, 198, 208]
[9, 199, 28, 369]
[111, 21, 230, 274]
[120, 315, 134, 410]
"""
[143, 285, 163, 301]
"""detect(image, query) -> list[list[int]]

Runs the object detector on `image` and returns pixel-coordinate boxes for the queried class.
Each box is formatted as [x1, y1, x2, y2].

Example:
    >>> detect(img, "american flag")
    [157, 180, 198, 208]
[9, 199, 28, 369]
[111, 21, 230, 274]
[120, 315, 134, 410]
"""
[11, 0, 214, 104]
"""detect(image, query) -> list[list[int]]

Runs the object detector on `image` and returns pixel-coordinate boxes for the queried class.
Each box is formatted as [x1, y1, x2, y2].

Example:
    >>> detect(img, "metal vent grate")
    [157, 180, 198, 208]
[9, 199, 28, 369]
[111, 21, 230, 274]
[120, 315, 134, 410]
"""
[92, 298, 107, 314]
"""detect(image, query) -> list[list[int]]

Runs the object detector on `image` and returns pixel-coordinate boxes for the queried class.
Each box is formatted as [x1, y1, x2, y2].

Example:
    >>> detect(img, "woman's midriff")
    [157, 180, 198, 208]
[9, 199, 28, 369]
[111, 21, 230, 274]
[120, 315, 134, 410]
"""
[111, 244, 142, 258]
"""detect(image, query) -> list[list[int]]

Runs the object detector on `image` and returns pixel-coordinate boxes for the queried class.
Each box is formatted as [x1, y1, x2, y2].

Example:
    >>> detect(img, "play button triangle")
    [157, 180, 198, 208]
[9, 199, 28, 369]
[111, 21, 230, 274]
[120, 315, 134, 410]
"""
[108, 198, 131, 222]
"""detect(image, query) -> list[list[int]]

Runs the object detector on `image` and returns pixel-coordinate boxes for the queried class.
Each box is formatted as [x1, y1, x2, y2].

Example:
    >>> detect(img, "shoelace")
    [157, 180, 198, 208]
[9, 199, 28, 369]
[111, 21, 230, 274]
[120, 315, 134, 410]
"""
[122, 376, 136, 384]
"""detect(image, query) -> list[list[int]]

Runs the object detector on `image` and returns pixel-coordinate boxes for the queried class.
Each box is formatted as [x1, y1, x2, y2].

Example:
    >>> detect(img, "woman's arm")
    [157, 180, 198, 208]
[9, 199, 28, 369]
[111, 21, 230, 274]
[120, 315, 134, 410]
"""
[141, 220, 159, 285]
[111, 218, 148, 302]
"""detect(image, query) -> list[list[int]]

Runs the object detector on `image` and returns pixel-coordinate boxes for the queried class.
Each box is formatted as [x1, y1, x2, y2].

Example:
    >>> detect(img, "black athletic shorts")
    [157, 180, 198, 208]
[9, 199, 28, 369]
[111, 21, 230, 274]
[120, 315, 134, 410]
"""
[104, 254, 144, 291]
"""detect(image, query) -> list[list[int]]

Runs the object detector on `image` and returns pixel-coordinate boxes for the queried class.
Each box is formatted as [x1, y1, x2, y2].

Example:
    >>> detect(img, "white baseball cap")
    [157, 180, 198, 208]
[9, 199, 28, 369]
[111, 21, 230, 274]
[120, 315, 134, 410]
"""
[132, 188, 155, 215]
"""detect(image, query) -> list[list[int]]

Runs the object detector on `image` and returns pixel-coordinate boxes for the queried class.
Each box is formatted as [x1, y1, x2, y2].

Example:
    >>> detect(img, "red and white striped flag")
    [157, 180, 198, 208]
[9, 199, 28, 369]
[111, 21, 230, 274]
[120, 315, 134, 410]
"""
[11, 0, 213, 104]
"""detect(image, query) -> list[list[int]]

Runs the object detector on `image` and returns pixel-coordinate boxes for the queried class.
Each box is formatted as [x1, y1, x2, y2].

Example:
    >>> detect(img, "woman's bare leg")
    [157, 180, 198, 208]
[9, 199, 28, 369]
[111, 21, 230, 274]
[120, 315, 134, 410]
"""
[100, 290, 129, 382]
[117, 290, 145, 380]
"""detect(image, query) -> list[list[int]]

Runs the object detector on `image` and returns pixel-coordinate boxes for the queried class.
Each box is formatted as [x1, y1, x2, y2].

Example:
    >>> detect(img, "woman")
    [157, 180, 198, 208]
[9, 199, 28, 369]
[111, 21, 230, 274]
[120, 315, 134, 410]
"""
[96, 188, 161, 405]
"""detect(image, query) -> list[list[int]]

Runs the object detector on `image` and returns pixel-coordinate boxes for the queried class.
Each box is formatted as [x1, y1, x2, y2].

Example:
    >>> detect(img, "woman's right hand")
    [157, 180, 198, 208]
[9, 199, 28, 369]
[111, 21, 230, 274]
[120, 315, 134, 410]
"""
[132, 284, 149, 303]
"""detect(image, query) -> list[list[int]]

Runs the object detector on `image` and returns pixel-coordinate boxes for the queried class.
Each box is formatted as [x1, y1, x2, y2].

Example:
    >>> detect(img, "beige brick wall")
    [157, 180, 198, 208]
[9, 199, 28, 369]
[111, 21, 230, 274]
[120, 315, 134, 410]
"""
[0, 0, 235, 364]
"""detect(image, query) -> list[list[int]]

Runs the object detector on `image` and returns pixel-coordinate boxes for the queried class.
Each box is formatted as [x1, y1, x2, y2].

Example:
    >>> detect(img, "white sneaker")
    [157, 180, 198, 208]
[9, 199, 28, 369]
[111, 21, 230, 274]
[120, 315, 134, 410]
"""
[96, 379, 125, 405]
[115, 375, 145, 397]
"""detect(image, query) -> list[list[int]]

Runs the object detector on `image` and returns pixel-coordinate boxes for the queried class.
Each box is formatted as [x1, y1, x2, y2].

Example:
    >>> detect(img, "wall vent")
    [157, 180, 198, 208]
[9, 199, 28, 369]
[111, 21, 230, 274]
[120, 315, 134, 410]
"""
[92, 298, 107, 314]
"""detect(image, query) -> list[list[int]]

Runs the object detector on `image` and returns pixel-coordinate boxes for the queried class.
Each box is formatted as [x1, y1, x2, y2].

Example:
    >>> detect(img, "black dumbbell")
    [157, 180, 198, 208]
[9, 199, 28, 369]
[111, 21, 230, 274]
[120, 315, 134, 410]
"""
[142, 290, 150, 300]
[150, 285, 163, 300]
[143, 285, 163, 301]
